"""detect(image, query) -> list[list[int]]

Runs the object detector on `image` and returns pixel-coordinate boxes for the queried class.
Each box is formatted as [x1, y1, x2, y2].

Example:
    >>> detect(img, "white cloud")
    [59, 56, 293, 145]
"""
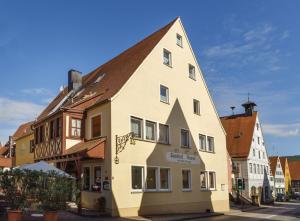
[0, 97, 44, 143]
[263, 123, 300, 137]
[21, 88, 52, 96]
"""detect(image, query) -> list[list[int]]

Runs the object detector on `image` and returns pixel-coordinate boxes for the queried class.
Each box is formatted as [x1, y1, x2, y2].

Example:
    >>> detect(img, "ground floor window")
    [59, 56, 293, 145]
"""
[132, 166, 144, 190]
[92, 166, 102, 192]
[200, 171, 216, 190]
[182, 169, 192, 191]
[83, 165, 102, 192]
[160, 168, 170, 190]
[146, 167, 158, 190]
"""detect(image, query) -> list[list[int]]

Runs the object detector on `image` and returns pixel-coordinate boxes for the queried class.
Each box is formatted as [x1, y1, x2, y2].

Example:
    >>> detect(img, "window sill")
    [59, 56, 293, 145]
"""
[145, 189, 172, 193]
[176, 43, 183, 48]
[131, 190, 143, 194]
[160, 100, 170, 105]
[133, 138, 170, 146]
[189, 76, 196, 81]
[181, 146, 191, 149]
[182, 189, 192, 192]
[199, 149, 215, 154]
[163, 63, 172, 68]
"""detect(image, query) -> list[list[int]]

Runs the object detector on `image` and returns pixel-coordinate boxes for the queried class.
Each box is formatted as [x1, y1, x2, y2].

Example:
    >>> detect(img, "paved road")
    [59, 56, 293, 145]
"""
[190, 202, 300, 221]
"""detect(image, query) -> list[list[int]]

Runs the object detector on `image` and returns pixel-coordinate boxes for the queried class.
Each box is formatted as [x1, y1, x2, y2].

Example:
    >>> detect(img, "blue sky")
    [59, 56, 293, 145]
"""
[0, 0, 299, 156]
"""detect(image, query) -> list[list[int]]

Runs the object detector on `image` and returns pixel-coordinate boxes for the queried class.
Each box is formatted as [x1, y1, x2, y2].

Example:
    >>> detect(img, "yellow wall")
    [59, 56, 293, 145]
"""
[109, 18, 229, 216]
[15, 134, 34, 166]
[285, 160, 292, 194]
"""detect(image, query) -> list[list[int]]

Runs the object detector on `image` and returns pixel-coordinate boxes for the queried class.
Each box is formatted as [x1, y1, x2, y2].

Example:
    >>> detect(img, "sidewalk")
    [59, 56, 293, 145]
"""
[0, 211, 224, 221]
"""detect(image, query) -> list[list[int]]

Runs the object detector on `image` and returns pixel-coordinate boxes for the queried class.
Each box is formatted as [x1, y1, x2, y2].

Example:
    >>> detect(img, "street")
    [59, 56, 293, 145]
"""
[189, 202, 300, 221]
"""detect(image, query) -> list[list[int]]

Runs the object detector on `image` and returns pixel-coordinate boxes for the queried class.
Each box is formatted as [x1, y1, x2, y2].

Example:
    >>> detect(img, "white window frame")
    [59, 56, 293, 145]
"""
[130, 116, 143, 139]
[145, 167, 158, 191]
[160, 85, 169, 104]
[199, 134, 206, 151]
[158, 123, 170, 144]
[193, 99, 200, 115]
[189, 64, 196, 80]
[208, 171, 216, 190]
[182, 169, 192, 191]
[176, 33, 183, 47]
[145, 120, 157, 141]
[163, 48, 172, 67]
[159, 167, 172, 191]
[207, 136, 215, 152]
[200, 171, 207, 190]
[180, 129, 190, 148]
[131, 165, 144, 192]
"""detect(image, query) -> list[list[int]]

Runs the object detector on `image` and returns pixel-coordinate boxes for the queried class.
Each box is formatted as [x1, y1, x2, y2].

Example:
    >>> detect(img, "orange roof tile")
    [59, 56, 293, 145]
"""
[36, 18, 177, 122]
[13, 121, 34, 141]
[269, 156, 279, 176]
[220, 112, 257, 158]
[288, 160, 300, 180]
[0, 157, 12, 168]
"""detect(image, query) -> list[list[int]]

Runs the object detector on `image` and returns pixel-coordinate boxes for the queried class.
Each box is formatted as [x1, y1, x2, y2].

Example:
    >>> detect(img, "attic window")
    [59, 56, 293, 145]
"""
[176, 34, 183, 47]
[95, 73, 106, 83]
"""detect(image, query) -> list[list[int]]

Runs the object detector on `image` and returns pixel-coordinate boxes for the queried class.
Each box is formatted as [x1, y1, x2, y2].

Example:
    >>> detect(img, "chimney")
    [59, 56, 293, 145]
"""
[68, 69, 82, 92]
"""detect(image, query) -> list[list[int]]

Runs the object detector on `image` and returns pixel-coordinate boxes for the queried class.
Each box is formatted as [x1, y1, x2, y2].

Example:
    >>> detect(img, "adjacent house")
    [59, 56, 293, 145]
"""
[31, 17, 229, 216]
[269, 156, 285, 196]
[288, 160, 300, 193]
[279, 157, 292, 195]
[0, 144, 12, 170]
[13, 121, 35, 166]
[220, 102, 273, 203]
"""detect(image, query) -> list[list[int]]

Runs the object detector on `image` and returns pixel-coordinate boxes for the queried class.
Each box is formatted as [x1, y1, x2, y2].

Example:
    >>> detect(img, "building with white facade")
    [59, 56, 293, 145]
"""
[269, 156, 285, 196]
[221, 101, 273, 203]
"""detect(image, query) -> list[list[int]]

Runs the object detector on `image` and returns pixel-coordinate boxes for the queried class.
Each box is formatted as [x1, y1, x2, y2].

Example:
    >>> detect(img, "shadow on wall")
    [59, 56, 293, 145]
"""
[136, 99, 213, 215]
[262, 167, 272, 203]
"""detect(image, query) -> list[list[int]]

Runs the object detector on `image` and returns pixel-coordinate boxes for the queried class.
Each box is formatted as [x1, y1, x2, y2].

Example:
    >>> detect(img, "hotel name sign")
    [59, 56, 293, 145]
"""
[166, 152, 200, 165]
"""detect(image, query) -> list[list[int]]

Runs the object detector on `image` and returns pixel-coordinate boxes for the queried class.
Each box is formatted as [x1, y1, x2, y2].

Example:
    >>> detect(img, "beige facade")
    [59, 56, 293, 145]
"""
[15, 133, 34, 166]
[107, 18, 229, 216]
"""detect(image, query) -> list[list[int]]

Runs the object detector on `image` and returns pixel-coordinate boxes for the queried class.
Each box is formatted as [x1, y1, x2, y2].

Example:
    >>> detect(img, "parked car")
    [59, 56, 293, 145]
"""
[291, 192, 300, 200]
[275, 193, 286, 202]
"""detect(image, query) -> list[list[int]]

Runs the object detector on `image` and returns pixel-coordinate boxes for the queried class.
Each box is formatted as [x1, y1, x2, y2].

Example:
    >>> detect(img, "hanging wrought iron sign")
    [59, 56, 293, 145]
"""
[115, 132, 135, 164]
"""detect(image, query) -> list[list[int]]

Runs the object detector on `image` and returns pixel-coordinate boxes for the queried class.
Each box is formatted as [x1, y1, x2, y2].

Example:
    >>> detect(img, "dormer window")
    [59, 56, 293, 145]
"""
[176, 34, 182, 47]
[163, 49, 172, 67]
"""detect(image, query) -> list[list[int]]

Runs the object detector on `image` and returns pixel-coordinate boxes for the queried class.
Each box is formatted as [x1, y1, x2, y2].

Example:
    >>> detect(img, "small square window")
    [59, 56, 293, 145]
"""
[182, 169, 191, 190]
[146, 121, 156, 141]
[131, 117, 143, 139]
[163, 49, 172, 66]
[207, 136, 214, 152]
[160, 85, 169, 103]
[193, 99, 200, 115]
[199, 134, 206, 151]
[176, 34, 182, 47]
[181, 129, 190, 148]
[189, 64, 196, 80]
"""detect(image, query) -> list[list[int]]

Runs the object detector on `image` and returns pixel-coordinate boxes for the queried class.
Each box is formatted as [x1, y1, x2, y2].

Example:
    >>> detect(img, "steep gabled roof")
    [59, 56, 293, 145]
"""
[220, 112, 257, 158]
[288, 160, 300, 181]
[13, 121, 34, 141]
[279, 157, 288, 174]
[37, 18, 178, 121]
[269, 156, 279, 176]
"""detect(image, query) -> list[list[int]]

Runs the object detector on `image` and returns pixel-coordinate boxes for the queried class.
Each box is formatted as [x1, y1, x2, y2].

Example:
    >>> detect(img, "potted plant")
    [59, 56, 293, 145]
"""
[0, 169, 28, 221]
[38, 171, 73, 221]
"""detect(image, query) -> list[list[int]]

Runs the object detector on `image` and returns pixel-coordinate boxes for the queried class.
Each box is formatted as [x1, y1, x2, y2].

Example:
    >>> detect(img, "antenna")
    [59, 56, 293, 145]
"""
[230, 106, 236, 115]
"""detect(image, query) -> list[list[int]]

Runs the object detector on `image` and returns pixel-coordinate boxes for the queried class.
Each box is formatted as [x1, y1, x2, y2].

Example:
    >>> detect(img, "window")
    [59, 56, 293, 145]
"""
[91, 115, 101, 138]
[132, 166, 143, 190]
[199, 134, 206, 151]
[35, 128, 39, 144]
[146, 167, 157, 190]
[189, 64, 196, 80]
[163, 49, 172, 66]
[29, 140, 35, 153]
[182, 169, 191, 190]
[208, 172, 216, 190]
[256, 123, 260, 130]
[158, 124, 169, 144]
[200, 172, 207, 189]
[261, 165, 264, 174]
[249, 163, 253, 173]
[258, 151, 261, 159]
[160, 85, 169, 103]
[146, 121, 156, 141]
[193, 99, 200, 115]
[207, 136, 214, 152]
[39, 126, 44, 143]
[181, 129, 190, 148]
[254, 163, 257, 173]
[160, 168, 170, 190]
[131, 117, 143, 139]
[257, 164, 260, 174]
[263, 152, 265, 159]
[71, 118, 81, 137]
[253, 149, 256, 157]
[176, 33, 182, 47]
[83, 167, 90, 191]
[92, 166, 101, 192]
[50, 120, 55, 139]
[257, 137, 260, 144]
[56, 118, 61, 138]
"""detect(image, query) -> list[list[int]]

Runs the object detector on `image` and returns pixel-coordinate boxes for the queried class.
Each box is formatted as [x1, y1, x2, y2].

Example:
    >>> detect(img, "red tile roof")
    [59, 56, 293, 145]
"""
[13, 121, 34, 141]
[0, 157, 12, 168]
[36, 18, 178, 122]
[288, 160, 300, 180]
[0, 146, 9, 156]
[269, 156, 279, 176]
[220, 112, 257, 158]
